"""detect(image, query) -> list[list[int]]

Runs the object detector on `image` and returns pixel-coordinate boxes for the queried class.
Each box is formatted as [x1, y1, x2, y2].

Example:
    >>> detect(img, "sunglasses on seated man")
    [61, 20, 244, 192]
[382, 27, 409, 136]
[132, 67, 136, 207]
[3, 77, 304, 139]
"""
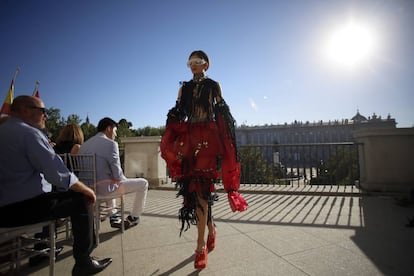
[28, 106, 47, 115]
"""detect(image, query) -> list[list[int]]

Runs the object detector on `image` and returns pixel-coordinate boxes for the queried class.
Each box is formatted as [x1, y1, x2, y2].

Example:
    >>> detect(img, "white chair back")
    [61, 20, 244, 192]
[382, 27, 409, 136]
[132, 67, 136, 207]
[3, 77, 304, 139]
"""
[68, 154, 97, 189]
[67, 153, 125, 245]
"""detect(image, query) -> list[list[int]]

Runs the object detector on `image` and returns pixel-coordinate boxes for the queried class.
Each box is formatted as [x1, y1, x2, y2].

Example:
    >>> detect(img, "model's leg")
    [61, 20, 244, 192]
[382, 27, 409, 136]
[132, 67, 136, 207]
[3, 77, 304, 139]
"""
[206, 199, 216, 251]
[195, 193, 208, 251]
[194, 192, 208, 269]
[207, 204, 215, 235]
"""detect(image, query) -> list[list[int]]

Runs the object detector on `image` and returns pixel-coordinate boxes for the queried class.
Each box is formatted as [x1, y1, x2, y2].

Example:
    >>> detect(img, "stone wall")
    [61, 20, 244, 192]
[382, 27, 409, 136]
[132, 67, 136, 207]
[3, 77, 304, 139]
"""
[120, 136, 167, 188]
[354, 128, 414, 193]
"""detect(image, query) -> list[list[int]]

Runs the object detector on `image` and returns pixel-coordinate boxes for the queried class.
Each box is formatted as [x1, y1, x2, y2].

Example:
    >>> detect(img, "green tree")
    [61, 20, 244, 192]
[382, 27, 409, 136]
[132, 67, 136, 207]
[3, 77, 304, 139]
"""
[66, 114, 82, 125]
[325, 147, 359, 185]
[117, 118, 134, 138]
[45, 107, 65, 141]
[239, 146, 282, 184]
[81, 122, 96, 141]
[311, 146, 359, 185]
[136, 126, 164, 136]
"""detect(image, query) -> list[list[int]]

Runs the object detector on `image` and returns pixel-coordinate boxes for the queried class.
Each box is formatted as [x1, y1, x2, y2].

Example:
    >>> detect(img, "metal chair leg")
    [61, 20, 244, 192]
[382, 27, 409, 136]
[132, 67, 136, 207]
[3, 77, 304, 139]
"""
[49, 222, 55, 276]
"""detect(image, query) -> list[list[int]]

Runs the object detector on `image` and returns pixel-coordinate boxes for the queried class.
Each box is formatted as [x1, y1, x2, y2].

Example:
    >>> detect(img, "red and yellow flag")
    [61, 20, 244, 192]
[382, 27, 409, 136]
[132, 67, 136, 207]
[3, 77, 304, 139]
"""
[0, 79, 14, 116]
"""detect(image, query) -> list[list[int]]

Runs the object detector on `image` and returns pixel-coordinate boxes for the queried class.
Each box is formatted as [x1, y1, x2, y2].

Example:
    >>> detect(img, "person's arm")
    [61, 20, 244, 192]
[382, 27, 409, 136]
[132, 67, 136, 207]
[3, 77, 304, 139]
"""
[70, 181, 96, 205]
[108, 141, 126, 181]
[215, 82, 223, 103]
[70, 144, 81, 155]
[177, 86, 182, 104]
[26, 129, 77, 191]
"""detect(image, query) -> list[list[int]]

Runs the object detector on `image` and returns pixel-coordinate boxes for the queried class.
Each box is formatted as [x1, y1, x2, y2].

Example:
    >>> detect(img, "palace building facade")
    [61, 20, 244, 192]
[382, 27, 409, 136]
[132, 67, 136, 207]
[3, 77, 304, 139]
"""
[235, 111, 396, 146]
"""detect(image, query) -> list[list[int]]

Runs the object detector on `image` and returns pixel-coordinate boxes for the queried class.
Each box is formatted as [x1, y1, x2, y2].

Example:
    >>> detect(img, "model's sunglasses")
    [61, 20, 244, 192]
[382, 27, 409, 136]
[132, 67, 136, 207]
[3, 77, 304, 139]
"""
[187, 58, 206, 67]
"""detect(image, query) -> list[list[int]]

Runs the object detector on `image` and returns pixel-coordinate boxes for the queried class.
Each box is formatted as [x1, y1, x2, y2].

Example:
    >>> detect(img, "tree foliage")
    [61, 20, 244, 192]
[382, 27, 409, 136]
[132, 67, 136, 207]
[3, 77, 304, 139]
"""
[45, 108, 165, 143]
[45, 108, 65, 141]
[80, 121, 96, 141]
[310, 147, 359, 185]
[136, 126, 165, 137]
[239, 146, 285, 184]
[117, 118, 134, 138]
[66, 114, 82, 125]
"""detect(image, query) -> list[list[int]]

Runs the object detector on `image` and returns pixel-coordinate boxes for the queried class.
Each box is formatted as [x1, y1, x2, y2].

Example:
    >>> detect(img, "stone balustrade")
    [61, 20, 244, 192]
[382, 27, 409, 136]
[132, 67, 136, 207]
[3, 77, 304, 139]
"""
[354, 128, 414, 193]
[121, 136, 168, 188]
[121, 128, 414, 194]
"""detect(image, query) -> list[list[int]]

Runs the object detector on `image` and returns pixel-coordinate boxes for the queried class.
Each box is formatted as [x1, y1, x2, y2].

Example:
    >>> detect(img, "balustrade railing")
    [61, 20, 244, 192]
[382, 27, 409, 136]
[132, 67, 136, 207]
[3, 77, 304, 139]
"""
[238, 142, 359, 187]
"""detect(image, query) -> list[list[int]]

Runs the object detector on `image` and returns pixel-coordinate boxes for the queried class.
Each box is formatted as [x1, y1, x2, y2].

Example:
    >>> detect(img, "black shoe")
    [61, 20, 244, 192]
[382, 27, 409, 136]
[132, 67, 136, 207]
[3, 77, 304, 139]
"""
[110, 216, 139, 230]
[29, 245, 64, 266]
[109, 214, 121, 222]
[72, 257, 112, 275]
[109, 216, 122, 228]
[127, 215, 140, 226]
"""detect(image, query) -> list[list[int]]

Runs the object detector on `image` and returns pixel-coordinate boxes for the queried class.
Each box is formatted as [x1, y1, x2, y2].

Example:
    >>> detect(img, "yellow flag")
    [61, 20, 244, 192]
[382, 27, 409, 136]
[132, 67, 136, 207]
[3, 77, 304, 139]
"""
[0, 79, 14, 116]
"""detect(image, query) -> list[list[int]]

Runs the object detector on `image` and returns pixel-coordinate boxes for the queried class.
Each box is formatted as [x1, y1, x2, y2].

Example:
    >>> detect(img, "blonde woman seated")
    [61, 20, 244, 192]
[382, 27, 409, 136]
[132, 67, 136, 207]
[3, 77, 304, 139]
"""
[54, 123, 84, 155]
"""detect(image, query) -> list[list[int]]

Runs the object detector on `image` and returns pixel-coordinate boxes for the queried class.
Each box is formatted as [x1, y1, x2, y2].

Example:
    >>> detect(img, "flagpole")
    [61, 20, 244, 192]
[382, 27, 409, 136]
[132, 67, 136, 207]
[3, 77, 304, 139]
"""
[10, 66, 20, 94]
[33, 80, 40, 97]
[12, 67, 20, 83]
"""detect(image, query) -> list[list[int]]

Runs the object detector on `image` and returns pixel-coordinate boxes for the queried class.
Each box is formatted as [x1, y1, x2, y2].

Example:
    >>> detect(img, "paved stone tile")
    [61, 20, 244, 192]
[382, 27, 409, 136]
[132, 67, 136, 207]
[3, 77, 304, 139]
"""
[246, 225, 331, 256]
[5, 188, 414, 276]
[284, 244, 384, 276]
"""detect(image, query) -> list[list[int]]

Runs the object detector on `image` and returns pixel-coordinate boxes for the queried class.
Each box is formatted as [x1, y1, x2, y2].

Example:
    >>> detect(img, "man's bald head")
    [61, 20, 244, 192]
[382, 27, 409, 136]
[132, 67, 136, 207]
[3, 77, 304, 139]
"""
[11, 95, 47, 130]
[11, 96, 42, 113]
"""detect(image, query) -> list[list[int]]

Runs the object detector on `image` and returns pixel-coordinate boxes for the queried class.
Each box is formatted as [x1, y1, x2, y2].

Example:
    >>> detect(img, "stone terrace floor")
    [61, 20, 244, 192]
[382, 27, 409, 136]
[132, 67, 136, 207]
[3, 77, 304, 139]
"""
[7, 184, 414, 276]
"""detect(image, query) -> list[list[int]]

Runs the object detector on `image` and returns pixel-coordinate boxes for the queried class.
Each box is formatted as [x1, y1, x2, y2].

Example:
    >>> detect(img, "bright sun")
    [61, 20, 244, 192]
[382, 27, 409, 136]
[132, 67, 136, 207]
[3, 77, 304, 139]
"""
[323, 20, 376, 69]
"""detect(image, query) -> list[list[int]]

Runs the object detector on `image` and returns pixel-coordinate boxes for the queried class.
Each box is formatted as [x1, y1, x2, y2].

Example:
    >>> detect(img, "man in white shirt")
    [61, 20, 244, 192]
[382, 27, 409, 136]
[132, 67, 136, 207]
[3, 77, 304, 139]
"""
[78, 117, 148, 229]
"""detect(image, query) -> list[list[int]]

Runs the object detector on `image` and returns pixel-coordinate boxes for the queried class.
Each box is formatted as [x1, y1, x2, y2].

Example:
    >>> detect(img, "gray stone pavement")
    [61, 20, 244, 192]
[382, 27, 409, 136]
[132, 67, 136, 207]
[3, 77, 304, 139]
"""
[12, 185, 414, 275]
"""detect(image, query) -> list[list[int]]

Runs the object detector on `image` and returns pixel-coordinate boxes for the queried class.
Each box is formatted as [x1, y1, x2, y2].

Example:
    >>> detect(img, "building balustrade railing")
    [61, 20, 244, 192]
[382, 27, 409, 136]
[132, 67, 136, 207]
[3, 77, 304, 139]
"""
[238, 143, 359, 187]
[121, 128, 414, 195]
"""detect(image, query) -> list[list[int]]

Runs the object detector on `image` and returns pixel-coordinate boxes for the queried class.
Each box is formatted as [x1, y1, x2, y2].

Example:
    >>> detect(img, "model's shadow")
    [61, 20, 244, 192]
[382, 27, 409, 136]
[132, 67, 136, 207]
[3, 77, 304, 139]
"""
[156, 254, 200, 276]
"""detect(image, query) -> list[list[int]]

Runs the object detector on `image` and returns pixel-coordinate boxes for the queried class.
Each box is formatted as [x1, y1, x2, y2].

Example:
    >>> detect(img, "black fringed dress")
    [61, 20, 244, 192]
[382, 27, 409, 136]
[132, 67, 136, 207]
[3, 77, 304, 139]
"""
[161, 77, 245, 235]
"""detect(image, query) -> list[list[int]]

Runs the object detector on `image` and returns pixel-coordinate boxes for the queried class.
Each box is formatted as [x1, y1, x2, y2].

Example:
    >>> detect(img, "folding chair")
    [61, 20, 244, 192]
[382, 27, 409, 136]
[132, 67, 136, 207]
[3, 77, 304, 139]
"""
[0, 221, 55, 275]
[68, 154, 125, 245]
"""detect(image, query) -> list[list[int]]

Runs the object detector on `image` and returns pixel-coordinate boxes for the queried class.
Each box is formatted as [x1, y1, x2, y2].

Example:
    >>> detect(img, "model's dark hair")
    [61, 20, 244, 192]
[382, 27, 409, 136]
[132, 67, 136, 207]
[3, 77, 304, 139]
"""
[189, 50, 209, 64]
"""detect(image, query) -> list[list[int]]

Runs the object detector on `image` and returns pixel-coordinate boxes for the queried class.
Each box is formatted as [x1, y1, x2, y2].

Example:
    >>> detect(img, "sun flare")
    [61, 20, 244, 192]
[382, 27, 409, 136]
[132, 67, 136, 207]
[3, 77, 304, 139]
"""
[323, 20, 376, 69]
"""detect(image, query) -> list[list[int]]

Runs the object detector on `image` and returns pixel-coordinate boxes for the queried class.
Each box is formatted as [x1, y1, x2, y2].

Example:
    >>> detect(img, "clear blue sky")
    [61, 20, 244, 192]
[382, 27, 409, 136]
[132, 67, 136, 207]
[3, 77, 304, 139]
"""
[1, 0, 413, 128]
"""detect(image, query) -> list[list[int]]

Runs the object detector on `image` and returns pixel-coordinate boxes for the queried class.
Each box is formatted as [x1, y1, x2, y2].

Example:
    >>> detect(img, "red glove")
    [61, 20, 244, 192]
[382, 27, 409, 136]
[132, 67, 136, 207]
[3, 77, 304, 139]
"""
[227, 191, 248, 212]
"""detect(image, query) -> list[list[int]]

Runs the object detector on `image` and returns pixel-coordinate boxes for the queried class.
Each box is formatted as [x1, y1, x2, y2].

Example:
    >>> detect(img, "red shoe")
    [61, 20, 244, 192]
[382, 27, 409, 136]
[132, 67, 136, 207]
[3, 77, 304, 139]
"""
[194, 247, 207, 269]
[207, 228, 216, 251]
